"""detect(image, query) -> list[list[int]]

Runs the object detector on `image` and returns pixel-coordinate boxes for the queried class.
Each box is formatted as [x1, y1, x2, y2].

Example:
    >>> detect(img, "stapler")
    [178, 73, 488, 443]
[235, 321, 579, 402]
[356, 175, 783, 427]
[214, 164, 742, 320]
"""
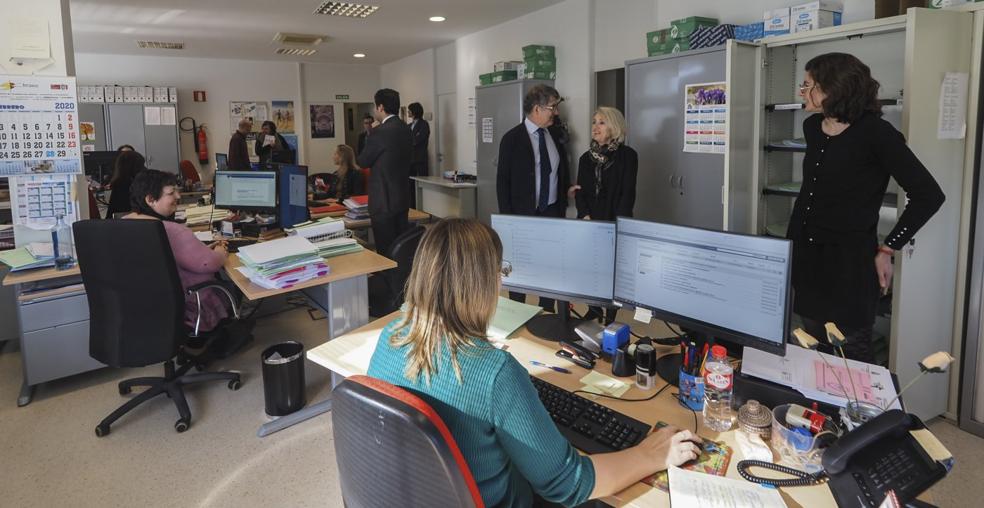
[557, 340, 598, 369]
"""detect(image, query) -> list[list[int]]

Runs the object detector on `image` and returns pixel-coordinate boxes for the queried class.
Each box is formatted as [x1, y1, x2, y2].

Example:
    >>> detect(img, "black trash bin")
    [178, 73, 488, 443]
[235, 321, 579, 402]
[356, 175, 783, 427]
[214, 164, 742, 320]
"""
[261, 341, 307, 417]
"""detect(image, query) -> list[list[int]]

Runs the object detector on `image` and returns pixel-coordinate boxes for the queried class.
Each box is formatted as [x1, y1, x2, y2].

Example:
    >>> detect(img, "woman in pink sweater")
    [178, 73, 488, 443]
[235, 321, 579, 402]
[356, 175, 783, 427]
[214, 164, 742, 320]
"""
[123, 169, 230, 331]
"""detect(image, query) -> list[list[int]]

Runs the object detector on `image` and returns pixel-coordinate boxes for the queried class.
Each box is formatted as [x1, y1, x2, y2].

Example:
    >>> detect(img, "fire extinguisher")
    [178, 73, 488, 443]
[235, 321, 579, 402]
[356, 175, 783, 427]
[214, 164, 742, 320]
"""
[196, 126, 208, 164]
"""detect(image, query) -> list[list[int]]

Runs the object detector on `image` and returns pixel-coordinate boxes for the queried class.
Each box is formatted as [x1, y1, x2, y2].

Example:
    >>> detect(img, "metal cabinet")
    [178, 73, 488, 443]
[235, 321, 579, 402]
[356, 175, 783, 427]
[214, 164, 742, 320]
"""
[79, 103, 180, 173]
[475, 79, 554, 225]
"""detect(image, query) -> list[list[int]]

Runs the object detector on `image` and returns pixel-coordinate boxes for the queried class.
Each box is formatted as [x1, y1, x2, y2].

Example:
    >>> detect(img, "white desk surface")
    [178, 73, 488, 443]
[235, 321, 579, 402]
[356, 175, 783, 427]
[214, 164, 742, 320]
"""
[411, 176, 478, 189]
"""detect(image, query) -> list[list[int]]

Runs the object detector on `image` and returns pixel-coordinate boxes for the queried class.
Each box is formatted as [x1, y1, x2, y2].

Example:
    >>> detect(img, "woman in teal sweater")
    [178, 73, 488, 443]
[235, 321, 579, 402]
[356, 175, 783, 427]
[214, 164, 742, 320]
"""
[367, 219, 701, 507]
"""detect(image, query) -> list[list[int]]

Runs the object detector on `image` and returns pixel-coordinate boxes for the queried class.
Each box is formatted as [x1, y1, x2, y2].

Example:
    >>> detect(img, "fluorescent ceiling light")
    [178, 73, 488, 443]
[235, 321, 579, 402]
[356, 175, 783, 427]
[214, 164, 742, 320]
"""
[136, 41, 184, 50]
[429, 16, 446, 22]
[353, 53, 366, 58]
[314, 2, 380, 18]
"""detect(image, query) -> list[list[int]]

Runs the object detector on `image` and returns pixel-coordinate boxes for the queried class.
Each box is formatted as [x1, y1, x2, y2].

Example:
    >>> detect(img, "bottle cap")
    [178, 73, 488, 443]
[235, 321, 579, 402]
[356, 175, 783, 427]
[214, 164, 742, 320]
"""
[711, 345, 727, 359]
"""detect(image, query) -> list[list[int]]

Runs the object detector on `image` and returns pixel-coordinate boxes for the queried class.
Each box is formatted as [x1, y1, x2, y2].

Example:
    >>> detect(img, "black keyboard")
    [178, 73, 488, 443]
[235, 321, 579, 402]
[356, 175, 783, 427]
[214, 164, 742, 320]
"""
[225, 239, 257, 253]
[531, 376, 651, 454]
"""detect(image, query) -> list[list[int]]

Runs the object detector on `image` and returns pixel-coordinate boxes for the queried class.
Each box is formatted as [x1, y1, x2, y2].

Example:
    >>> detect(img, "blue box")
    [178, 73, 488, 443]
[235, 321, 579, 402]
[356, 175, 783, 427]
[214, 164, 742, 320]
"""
[735, 22, 765, 41]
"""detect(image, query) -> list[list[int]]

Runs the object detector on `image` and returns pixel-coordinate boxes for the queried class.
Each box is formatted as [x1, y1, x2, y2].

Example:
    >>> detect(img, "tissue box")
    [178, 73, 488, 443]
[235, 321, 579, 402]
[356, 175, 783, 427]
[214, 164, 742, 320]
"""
[689, 24, 736, 49]
[791, 0, 844, 12]
[493, 61, 523, 72]
[522, 44, 555, 59]
[764, 8, 791, 37]
[646, 29, 673, 55]
[792, 9, 843, 32]
[735, 22, 765, 41]
[670, 16, 718, 40]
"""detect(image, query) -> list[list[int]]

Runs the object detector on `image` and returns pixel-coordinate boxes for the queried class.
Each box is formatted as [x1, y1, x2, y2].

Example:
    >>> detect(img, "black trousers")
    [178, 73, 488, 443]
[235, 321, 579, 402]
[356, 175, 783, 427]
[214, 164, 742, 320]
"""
[801, 317, 875, 364]
[371, 211, 409, 257]
[409, 161, 427, 209]
[507, 202, 565, 312]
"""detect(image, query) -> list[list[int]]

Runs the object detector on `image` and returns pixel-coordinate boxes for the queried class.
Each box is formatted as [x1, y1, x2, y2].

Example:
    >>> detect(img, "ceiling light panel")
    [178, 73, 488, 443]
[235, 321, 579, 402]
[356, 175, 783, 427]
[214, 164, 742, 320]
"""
[136, 41, 184, 50]
[314, 2, 379, 18]
[273, 32, 326, 46]
[276, 48, 318, 56]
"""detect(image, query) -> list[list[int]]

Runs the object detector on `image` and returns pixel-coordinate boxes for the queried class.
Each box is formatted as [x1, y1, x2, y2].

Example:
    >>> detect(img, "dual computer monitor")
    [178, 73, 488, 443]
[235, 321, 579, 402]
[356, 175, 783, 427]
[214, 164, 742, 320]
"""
[490, 214, 791, 357]
[213, 165, 310, 227]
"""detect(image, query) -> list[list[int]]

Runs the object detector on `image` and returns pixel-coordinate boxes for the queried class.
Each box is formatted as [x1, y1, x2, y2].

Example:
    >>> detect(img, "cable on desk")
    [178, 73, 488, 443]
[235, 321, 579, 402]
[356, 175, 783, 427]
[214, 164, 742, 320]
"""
[736, 460, 827, 488]
[573, 380, 672, 403]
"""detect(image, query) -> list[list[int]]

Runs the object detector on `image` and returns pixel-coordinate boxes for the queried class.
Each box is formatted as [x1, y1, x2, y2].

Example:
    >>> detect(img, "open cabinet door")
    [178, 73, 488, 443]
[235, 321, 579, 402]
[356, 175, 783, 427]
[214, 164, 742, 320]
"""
[892, 7, 973, 420]
[725, 41, 761, 233]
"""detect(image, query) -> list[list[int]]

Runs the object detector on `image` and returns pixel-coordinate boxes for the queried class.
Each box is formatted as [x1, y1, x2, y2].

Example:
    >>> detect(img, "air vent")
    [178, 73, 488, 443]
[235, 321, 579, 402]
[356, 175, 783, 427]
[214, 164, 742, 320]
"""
[314, 1, 379, 18]
[136, 41, 184, 50]
[276, 48, 317, 56]
[273, 32, 326, 46]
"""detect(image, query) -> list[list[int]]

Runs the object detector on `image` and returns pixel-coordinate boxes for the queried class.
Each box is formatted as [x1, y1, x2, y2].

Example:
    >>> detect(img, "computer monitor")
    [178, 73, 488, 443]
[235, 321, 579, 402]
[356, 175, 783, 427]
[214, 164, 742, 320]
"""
[614, 218, 791, 383]
[83, 151, 118, 186]
[490, 214, 616, 341]
[214, 171, 277, 211]
[215, 153, 228, 172]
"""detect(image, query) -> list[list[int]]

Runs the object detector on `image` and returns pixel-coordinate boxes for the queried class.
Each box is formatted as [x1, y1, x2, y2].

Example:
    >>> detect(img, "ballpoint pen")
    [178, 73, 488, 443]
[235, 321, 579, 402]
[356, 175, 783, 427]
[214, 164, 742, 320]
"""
[530, 360, 572, 374]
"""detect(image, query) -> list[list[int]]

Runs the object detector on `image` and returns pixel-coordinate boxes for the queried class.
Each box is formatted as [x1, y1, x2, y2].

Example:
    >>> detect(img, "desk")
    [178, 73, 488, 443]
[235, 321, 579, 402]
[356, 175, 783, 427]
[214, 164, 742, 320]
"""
[338, 208, 431, 230]
[309, 312, 837, 508]
[412, 176, 477, 219]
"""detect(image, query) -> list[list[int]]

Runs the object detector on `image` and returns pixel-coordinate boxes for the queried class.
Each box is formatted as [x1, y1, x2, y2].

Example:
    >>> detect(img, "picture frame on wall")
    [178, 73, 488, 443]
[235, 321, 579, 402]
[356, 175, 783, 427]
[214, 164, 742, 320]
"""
[310, 104, 335, 139]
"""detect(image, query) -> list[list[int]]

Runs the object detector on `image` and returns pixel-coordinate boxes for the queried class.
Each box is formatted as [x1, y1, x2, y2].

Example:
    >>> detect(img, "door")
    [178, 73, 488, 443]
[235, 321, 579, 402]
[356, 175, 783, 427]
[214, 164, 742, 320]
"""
[625, 49, 726, 230]
[437, 92, 456, 174]
[144, 105, 179, 172]
[106, 104, 145, 155]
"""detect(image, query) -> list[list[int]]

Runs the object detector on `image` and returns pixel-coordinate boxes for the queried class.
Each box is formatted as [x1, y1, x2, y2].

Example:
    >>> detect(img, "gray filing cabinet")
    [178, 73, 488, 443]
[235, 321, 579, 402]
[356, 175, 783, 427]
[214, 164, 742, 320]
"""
[475, 79, 555, 225]
[79, 103, 180, 173]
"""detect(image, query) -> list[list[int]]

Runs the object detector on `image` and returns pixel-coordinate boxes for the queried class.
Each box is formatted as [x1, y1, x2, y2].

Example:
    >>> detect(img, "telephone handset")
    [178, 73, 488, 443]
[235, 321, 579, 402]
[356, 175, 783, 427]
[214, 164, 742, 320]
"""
[822, 409, 913, 475]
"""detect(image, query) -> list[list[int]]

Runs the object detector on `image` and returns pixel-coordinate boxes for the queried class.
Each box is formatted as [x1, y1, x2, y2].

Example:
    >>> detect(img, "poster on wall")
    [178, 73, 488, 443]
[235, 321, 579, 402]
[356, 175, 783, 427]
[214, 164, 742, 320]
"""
[683, 82, 727, 154]
[230, 101, 269, 133]
[309, 104, 335, 139]
[272, 100, 295, 133]
[0, 75, 82, 176]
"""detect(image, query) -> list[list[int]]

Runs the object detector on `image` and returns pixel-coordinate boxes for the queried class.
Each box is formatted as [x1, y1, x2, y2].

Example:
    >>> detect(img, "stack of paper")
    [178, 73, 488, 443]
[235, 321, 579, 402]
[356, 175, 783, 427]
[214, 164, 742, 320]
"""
[287, 217, 363, 258]
[183, 205, 232, 227]
[0, 225, 13, 250]
[0, 246, 54, 271]
[235, 236, 328, 289]
[487, 296, 541, 340]
[343, 195, 369, 220]
[312, 237, 363, 258]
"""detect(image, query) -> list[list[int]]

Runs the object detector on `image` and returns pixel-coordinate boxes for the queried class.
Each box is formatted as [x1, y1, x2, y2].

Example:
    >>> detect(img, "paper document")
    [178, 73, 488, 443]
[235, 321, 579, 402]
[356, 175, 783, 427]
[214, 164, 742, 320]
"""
[237, 235, 316, 265]
[144, 106, 161, 126]
[668, 466, 787, 508]
[742, 345, 901, 410]
[487, 296, 541, 340]
[938, 72, 968, 140]
[263, 135, 276, 147]
[194, 231, 215, 242]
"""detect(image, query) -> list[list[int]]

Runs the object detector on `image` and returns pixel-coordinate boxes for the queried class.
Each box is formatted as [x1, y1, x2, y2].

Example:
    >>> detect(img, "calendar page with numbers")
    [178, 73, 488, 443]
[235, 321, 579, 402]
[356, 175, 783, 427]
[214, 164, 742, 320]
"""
[0, 75, 82, 176]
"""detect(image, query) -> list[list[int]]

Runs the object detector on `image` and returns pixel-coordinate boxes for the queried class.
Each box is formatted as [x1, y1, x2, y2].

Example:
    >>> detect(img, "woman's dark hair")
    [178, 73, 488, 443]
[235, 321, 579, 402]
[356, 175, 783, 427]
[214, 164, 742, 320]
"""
[408, 102, 423, 119]
[116, 144, 135, 152]
[374, 88, 400, 115]
[111, 151, 146, 187]
[261, 120, 277, 134]
[805, 52, 882, 123]
[129, 169, 179, 218]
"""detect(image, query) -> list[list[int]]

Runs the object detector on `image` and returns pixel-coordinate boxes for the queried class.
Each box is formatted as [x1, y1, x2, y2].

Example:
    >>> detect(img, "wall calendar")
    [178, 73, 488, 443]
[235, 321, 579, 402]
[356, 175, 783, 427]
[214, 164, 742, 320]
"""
[0, 75, 82, 176]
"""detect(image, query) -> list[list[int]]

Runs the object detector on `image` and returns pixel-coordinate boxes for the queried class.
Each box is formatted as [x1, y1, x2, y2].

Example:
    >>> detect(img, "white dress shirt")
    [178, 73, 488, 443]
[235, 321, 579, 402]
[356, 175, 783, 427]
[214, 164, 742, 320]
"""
[524, 117, 559, 207]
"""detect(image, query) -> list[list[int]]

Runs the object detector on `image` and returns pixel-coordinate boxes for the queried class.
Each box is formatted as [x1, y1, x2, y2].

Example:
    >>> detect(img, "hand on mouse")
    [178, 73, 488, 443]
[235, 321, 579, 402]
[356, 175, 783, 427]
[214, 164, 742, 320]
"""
[638, 427, 703, 470]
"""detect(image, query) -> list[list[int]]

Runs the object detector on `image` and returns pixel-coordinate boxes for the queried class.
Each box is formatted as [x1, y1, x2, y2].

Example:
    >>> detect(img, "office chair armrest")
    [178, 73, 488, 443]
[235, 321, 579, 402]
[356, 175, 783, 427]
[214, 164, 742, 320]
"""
[187, 280, 241, 337]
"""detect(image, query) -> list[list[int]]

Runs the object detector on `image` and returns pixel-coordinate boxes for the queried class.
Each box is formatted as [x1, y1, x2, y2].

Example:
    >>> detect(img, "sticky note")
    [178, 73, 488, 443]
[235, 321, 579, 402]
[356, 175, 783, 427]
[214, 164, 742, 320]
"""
[634, 307, 652, 323]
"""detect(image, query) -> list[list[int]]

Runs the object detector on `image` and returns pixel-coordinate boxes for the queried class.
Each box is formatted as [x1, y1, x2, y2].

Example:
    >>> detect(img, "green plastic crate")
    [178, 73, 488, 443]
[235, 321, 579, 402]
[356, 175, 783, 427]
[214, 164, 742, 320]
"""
[479, 73, 494, 86]
[523, 57, 556, 73]
[522, 44, 555, 59]
[670, 16, 718, 40]
[490, 70, 518, 83]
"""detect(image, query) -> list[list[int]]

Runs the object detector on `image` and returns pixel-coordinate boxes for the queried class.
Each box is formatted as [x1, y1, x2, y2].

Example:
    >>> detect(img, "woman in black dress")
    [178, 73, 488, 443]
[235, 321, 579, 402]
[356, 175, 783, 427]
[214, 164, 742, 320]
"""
[570, 106, 638, 324]
[789, 53, 944, 362]
[254, 120, 294, 164]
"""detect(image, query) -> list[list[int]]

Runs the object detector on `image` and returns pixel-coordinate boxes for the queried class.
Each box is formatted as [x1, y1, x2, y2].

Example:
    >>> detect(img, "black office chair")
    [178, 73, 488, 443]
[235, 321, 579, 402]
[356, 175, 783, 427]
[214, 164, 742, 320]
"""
[73, 219, 243, 437]
[332, 375, 484, 508]
[369, 224, 425, 317]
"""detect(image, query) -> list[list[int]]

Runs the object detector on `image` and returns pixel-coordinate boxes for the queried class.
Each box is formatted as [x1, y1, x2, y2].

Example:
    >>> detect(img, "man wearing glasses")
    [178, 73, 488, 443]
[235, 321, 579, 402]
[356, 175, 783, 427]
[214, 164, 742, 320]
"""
[496, 84, 569, 311]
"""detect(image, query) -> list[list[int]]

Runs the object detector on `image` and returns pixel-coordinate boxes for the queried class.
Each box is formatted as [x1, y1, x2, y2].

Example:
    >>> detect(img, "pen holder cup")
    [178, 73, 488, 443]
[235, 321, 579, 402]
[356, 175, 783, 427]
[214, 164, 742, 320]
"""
[678, 368, 704, 411]
[771, 404, 825, 473]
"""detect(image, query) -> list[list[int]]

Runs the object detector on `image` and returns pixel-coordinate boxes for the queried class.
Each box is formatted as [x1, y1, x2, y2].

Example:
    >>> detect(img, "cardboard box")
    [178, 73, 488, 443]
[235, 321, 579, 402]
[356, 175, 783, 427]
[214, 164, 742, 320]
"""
[764, 8, 791, 37]
[522, 71, 556, 80]
[689, 24, 736, 49]
[876, 1, 927, 18]
[648, 41, 672, 57]
[493, 61, 523, 72]
[791, 1, 844, 13]
[490, 70, 518, 83]
[646, 29, 673, 55]
[735, 22, 765, 41]
[522, 45, 555, 59]
[792, 9, 843, 32]
[670, 16, 718, 40]
[523, 58, 556, 73]
[479, 73, 494, 86]
[671, 40, 693, 54]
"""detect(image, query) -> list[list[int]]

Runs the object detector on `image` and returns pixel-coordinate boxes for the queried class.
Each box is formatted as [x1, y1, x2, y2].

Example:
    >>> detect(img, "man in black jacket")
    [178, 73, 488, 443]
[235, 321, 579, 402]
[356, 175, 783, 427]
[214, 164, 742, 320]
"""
[408, 102, 430, 208]
[357, 115, 372, 156]
[357, 89, 411, 256]
[496, 84, 569, 311]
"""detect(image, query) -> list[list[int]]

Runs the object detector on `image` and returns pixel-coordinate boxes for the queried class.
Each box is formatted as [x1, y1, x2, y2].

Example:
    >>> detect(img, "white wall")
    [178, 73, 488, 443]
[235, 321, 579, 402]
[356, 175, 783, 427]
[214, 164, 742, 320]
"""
[381, 48, 437, 170]
[74, 53, 379, 180]
[593, 0, 658, 71]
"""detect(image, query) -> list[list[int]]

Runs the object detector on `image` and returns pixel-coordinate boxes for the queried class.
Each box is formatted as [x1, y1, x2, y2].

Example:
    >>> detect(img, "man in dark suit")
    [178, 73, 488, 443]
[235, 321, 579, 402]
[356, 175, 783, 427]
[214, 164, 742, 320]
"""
[357, 115, 372, 156]
[496, 84, 569, 311]
[357, 89, 411, 256]
[407, 102, 430, 209]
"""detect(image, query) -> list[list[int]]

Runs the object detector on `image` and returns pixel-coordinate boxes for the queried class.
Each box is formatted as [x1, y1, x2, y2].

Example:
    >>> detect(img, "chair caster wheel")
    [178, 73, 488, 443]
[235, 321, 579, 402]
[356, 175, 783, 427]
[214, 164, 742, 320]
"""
[95, 425, 110, 437]
[119, 385, 131, 395]
[228, 379, 242, 391]
[174, 418, 190, 433]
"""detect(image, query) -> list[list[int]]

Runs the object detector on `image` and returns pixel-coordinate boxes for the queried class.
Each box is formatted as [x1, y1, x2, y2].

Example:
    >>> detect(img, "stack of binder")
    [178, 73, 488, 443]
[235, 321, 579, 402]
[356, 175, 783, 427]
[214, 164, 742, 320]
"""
[343, 195, 369, 220]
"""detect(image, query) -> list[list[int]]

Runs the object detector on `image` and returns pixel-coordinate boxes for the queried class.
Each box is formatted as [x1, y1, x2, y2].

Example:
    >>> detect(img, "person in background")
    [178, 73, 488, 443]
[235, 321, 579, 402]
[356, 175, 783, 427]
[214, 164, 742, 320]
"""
[357, 115, 373, 156]
[570, 106, 638, 324]
[227, 119, 252, 170]
[789, 52, 945, 362]
[330, 145, 366, 202]
[117, 144, 135, 153]
[407, 102, 430, 208]
[357, 88, 412, 256]
[106, 150, 147, 218]
[255, 120, 294, 164]
[368, 218, 701, 507]
[496, 84, 569, 312]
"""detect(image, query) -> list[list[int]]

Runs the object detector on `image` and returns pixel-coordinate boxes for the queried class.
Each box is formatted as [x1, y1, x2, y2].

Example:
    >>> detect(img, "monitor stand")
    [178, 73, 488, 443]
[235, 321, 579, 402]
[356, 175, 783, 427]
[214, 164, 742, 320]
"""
[526, 300, 583, 342]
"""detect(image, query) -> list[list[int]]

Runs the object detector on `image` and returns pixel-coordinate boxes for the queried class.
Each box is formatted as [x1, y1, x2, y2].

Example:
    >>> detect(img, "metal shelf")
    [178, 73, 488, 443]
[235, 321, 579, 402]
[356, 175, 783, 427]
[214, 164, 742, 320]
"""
[765, 98, 899, 112]
[763, 181, 898, 207]
[764, 143, 806, 153]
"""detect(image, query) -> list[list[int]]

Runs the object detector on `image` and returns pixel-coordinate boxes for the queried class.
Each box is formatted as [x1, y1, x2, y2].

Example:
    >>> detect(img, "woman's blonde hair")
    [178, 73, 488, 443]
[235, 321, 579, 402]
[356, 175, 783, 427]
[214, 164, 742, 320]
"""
[594, 106, 627, 144]
[391, 219, 503, 383]
[335, 144, 359, 176]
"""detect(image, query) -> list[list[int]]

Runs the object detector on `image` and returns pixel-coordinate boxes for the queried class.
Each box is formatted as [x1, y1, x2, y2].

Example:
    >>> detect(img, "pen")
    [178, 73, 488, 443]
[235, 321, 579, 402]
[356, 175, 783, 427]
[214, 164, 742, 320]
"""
[530, 360, 572, 374]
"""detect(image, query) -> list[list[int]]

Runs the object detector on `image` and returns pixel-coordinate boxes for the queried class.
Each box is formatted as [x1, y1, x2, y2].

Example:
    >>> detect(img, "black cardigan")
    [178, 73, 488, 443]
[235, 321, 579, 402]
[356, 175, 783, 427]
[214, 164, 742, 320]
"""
[574, 145, 638, 220]
[787, 113, 944, 250]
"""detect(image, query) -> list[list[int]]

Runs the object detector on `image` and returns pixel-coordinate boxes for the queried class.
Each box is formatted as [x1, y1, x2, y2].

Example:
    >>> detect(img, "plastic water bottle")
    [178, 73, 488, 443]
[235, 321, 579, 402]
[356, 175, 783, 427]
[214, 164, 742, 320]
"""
[50, 214, 75, 270]
[703, 345, 735, 432]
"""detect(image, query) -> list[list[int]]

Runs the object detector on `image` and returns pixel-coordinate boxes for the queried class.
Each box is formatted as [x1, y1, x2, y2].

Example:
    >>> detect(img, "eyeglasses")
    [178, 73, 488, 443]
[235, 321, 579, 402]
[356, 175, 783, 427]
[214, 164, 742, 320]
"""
[500, 261, 513, 277]
[798, 82, 816, 93]
[539, 98, 564, 112]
